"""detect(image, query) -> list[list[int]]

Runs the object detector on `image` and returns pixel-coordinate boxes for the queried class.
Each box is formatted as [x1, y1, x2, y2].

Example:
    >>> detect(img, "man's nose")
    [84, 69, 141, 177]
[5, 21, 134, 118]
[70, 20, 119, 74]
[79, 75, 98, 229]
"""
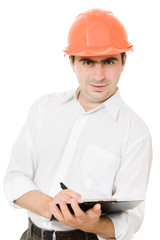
[93, 64, 105, 81]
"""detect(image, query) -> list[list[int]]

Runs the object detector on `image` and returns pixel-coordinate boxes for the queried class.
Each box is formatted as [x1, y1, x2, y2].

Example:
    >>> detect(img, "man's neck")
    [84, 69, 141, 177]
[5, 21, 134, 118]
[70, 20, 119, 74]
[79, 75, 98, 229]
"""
[77, 92, 104, 112]
[77, 88, 118, 112]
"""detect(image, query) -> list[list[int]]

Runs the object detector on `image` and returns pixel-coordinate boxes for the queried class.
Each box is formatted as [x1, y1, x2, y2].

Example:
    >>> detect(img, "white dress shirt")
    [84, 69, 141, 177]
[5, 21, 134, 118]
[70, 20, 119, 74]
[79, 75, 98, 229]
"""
[4, 88, 152, 240]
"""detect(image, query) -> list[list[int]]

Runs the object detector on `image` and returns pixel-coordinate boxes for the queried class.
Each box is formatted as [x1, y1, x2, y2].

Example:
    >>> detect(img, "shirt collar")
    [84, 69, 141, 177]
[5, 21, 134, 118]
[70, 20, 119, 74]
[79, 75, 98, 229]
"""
[60, 89, 75, 103]
[60, 87, 80, 104]
[103, 89, 123, 120]
[62, 87, 123, 120]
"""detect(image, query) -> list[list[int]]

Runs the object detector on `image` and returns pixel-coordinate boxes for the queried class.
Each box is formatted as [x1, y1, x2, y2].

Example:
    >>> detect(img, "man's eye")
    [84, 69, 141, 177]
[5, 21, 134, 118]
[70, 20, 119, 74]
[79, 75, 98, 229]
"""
[105, 60, 115, 65]
[83, 61, 94, 66]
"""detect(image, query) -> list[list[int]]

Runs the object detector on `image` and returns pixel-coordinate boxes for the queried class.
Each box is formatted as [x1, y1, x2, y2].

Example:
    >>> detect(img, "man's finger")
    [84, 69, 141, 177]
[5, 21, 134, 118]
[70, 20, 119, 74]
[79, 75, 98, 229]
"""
[63, 189, 82, 202]
[93, 203, 101, 212]
[49, 203, 64, 222]
[70, 199, 84, 218]
[52, 193, 72, 203]
[86, 203, 101, 216]
[59, 201, 75, 221]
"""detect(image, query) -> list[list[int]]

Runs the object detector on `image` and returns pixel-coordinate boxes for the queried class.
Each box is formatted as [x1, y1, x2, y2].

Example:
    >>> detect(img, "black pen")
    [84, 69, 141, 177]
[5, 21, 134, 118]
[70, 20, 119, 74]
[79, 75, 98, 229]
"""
[60, 182, 68, 190]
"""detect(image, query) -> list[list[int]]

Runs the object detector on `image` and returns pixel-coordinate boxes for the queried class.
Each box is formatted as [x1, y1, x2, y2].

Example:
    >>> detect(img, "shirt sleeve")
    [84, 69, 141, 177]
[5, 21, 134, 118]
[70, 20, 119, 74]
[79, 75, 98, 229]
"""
[105, 133, 152, 240]
[4, 101, 40, 207]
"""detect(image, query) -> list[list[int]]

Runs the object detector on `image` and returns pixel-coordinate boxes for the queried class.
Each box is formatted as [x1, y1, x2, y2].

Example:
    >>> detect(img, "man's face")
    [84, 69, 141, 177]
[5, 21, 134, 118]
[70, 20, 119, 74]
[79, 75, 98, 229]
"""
[70, 54, 126, 106]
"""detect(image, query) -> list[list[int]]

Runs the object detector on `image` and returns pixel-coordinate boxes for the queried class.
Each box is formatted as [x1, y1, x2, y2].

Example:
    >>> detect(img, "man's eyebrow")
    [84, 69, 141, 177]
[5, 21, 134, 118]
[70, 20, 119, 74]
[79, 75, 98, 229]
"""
[78, 57, 118, 63]
[101, 57, 118, 63]
[79, 58, 96, 63]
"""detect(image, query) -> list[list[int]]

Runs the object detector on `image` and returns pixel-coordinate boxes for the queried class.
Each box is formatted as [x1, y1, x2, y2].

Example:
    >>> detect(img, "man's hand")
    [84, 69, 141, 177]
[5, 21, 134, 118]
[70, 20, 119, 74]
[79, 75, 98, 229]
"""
[49, 189, 115, 239]
[50, 189, 82, 204]
[49, 189, 101, 233]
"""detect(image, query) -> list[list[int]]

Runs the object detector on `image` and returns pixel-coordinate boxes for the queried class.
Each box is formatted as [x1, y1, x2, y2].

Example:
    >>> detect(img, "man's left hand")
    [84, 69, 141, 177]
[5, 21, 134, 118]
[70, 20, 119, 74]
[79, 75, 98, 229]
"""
[49, 199, 101, 233]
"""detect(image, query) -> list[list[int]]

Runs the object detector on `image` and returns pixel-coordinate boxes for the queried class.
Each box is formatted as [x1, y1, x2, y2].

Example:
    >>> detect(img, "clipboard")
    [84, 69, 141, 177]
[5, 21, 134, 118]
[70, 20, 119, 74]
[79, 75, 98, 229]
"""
[50, 199, 143, 221]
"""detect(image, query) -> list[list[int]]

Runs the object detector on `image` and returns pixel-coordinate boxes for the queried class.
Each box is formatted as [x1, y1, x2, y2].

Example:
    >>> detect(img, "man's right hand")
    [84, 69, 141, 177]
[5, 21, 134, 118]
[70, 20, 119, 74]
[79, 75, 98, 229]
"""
[50, 189, 82, 204]
[49, 189, 82, 220]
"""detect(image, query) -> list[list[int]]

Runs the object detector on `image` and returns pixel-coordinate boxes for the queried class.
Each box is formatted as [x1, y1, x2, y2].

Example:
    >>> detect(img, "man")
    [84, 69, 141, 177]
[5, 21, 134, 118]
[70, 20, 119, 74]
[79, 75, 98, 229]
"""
[4, 9, 152, 240]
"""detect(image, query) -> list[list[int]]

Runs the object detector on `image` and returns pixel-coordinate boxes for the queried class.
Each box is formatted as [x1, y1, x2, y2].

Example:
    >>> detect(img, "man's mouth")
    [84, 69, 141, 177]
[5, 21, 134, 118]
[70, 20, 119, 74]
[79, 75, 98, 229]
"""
[89, 84, 107, 91]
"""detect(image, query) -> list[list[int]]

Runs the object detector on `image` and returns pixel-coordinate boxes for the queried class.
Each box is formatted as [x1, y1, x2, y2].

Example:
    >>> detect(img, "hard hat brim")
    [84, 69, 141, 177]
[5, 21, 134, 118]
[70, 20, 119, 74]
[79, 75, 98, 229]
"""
[63, 44, 133, 56]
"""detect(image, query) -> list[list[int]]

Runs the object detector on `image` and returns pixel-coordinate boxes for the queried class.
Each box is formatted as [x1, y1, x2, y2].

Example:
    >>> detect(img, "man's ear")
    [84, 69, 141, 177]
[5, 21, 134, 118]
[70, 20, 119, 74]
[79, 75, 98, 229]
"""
[121, 53, 127, 72]
[69, 56, 75, 72]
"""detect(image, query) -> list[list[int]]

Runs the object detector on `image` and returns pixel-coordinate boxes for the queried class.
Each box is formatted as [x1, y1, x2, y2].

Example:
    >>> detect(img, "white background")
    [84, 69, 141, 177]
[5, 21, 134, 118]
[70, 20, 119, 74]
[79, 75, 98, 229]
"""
[0, 0, 159, 239]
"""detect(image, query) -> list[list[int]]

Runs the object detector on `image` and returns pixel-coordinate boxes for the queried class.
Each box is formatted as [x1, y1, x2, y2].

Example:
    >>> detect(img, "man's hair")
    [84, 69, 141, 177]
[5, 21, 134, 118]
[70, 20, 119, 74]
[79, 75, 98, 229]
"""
[71, 52, 126, 65]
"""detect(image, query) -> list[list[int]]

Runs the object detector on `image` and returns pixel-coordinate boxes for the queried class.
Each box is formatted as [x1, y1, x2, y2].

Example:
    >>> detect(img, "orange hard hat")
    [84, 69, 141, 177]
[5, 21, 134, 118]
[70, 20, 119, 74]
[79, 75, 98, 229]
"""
[64, 9, 133, 56]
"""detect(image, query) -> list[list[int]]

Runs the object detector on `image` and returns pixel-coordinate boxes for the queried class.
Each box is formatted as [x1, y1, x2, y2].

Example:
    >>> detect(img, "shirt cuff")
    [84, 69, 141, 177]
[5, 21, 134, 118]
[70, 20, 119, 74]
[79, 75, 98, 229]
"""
[107, 212, 134, 240]
[4, 175, 39, 208]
